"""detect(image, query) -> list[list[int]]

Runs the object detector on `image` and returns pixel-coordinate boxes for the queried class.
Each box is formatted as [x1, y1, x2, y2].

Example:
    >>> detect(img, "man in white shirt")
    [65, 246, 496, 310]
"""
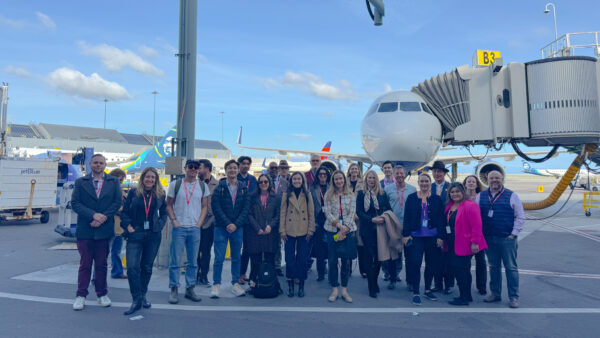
[166, 159, 209, 304]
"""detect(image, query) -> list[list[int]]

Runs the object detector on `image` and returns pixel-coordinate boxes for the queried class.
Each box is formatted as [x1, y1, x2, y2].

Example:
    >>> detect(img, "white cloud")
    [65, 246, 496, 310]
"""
[262, 71, 358, 100]
[78, 41, 163, 76]
[35, 12, 56, 30]
[138, 45, 158, 59]
[291, 133, 312, 139]
[0, 14, 26, 29]
[4, 65, 31, 78]
[197, 54, 208, 63]
[47, 67, 131, 101]
[383, 83, 392, 92]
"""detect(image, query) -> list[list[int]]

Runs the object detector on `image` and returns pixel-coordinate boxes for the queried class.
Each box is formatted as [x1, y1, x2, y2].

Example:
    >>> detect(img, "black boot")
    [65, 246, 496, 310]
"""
[287, 280, 294, 297]
[297, 280, 305, 298]
[123, 300, 142, 316]
[142, 296, 151, 309]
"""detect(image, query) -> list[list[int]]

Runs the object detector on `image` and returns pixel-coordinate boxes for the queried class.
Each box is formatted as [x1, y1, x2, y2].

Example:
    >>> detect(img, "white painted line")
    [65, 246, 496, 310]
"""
[542, 220, 600, 243]
[519, 269, 600, 279]
[0, 292, 599, 314]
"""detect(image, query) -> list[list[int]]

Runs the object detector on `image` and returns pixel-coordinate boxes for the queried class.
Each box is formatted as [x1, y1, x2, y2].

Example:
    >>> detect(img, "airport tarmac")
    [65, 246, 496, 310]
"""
[0, 175, 599, 338]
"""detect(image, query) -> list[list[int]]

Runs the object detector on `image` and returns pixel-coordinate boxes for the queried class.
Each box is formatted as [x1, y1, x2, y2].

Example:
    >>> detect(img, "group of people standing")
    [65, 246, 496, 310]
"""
[70, 153, 524, 316]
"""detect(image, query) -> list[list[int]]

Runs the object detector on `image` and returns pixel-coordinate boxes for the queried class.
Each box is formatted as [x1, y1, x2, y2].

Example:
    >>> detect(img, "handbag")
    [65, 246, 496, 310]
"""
[334, 232, 358, 260]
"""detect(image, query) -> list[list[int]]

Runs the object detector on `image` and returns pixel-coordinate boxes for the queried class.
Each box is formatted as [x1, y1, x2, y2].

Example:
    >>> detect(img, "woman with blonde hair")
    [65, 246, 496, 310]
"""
[323, 170, 357, 302]
[347, 162, 368, 277]
[120, 167, 167, 315]
[356, 170, 392, 297]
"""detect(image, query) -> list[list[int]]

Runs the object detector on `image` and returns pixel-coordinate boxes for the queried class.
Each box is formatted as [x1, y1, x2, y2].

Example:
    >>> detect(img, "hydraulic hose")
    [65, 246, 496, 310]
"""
[522, 143, 598, 210]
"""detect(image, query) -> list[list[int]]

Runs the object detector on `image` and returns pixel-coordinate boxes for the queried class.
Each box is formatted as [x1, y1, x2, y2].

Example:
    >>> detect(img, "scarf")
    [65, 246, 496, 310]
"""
[364, 188, 380, 212]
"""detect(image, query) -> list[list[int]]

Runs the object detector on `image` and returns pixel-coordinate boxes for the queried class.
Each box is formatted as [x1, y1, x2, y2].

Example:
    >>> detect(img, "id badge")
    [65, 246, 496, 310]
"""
[144, 221, 150, 230]
[488, 210, 494, 218]
[339, 218, 344, 226]
[422, 219, 428, 227]
[446, 226, 451, 234]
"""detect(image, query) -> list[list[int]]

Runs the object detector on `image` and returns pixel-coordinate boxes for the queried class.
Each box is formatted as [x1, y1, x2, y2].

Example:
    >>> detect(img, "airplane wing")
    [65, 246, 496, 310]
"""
[237, 127, 372, 163]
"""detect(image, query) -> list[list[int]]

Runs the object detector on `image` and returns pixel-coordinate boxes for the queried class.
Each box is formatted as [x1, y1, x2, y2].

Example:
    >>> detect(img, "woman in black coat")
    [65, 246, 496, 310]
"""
[402, 173, 444, 306]
[356, 170, 392, 298]
[309, 166, 331, 281]
[247, 174, 280, 289]
[120, 167, 167, 316]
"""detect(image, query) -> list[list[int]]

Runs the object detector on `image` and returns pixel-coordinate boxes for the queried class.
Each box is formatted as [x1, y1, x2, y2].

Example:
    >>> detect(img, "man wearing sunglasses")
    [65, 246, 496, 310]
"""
[166, 159, 209, 304]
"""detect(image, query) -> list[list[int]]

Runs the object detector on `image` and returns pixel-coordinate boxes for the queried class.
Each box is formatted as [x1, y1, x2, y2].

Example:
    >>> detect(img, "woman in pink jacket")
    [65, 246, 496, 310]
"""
[443, 182, 488, 306]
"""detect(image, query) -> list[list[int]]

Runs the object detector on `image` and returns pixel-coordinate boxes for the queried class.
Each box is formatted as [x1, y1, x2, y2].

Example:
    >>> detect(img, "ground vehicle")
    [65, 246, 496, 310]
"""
[0, 157, 59, 223]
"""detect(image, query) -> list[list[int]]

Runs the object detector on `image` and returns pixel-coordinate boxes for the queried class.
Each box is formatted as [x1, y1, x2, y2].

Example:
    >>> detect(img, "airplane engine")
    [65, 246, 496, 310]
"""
[475, 161, 505, 186]
[320, 160, 341, 173]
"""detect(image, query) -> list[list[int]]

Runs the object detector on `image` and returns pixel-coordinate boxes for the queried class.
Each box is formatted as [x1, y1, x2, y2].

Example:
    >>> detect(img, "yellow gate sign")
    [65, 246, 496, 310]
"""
[474, 50, 501, 67]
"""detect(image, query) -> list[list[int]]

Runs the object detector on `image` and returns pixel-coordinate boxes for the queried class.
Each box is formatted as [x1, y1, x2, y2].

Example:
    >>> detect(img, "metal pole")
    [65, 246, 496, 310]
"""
[544, 3, 558, 41]
[152, 91, 158, 146]
[103, 98, 108, 129]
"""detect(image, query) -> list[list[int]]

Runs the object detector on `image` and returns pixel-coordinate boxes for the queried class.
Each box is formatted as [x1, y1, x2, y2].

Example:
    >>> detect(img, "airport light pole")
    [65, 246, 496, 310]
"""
[103, 98, 108, 129]
[152, 91, 158, 146]
[544, 3, 558, 41]
[219, 111, 224, 143]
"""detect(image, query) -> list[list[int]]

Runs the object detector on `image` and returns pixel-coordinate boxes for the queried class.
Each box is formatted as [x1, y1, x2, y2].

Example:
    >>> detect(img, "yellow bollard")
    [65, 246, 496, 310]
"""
[225, 241, 231, 259]
[538, 185, 544, 193]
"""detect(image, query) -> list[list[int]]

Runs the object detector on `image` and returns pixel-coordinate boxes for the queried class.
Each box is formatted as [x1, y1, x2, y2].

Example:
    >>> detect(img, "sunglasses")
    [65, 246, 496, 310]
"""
[259, 180, 270, 185]
[187, 165, 199, 170]
[318, 173, 328, 176]
[269, 167, 278, 170]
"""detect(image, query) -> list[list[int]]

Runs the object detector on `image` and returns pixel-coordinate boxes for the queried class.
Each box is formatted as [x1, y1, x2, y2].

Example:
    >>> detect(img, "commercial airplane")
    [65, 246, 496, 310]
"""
[238, 90, 555, 184]
[521, 160, 592, 186]
[119, 127, 176, 173]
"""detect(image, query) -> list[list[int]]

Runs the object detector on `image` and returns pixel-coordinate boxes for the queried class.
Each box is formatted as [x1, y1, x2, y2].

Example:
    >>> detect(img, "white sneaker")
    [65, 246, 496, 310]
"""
[210, 284, 220, 299]
[231, 283, 246, 297]
[97, 295, 111, 307]
[73, 296, 85, 311]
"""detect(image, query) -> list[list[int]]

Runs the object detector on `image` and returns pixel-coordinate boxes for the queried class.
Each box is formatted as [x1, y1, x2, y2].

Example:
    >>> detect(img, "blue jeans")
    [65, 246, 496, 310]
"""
[110, 235, 124, 278]
[284, 235, 309, 281]
[486, 236, 519, 299]
[169, 227, 201, 288]
[213, 226, 243, 285]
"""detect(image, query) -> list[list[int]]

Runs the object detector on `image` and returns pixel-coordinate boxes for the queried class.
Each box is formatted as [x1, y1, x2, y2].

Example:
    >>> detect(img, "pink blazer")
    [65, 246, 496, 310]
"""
[444, 200, 488, 256]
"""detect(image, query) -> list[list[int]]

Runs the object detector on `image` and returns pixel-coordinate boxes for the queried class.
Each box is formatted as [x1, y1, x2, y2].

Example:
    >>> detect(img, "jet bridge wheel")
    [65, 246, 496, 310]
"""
[585, 211, 592, 217]
[40, 211, 50, 224]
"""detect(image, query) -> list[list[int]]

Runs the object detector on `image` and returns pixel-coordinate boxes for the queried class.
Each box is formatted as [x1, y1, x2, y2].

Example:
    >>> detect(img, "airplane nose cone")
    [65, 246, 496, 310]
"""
[360, 111, 442, 170]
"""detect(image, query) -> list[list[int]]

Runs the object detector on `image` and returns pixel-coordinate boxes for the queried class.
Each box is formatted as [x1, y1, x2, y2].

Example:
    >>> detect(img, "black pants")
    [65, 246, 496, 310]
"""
[474, 250, 487, 292]
[312, 226, 328, 278]
[357, 245, 370, 276]
[406, 236, 441, 294]
[439, 250, 455, 289]
[126, 231, 161, 302]
[451, 250, 473, 301]
[365, 245, 381, 294]
[382, 254, 402, 279]
[327, 233, 351, 287]
[240, 246, 250, 277]
[249, 252, 275, 283]
[197, 226, 214, 280]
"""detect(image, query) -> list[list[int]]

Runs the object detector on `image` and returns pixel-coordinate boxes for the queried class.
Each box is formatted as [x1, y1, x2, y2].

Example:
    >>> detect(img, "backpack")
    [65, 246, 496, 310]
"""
[174, 178, 206, 200]
[253, 261, 282, 299]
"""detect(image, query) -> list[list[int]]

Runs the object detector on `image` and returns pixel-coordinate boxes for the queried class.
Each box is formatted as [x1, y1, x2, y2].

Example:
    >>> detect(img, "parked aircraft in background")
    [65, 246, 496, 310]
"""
[118, 127, 176, 173]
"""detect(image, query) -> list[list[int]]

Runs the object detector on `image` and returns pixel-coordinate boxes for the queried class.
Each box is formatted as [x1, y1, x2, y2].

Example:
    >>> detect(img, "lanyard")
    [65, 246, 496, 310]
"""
[487, 188, 505, 209]
[446, 208, 457, 223]
[143, 193, 153, 220]
[395, 184, 405, 208]
[320, 186, 325, 203]
[338, 195, 343, 218]
[94, 178, 104, 198]
[261, 194, 268, 210]
[231, 186, 237, 204]
[422, 201, 429, 220]
[184, 181, 197, 205]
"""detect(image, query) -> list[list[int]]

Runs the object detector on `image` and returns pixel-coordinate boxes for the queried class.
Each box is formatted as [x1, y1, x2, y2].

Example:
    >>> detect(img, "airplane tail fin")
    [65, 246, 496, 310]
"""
[155, 127, 176, 158]
[262, 157, 266, 168]
[321, 141, 332, 160]
[522, 161, 531, 170]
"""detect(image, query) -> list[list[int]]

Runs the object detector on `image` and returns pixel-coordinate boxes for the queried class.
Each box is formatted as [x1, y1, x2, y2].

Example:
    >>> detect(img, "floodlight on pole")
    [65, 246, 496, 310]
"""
[219, 111, 225, 143]
[544, 3, 558, 41]
[103, 98, 108, 129]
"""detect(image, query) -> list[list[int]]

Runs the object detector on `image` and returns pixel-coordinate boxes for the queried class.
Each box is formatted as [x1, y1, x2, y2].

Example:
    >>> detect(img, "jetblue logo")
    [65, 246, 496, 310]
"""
[21, 168, 41, 175]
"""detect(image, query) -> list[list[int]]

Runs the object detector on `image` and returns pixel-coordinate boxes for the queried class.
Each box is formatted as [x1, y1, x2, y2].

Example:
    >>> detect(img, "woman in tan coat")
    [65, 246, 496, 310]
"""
[280, 172, 315, 298]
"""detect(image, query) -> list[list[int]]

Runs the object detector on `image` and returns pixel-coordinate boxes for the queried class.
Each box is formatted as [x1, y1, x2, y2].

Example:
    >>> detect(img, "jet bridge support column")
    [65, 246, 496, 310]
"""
[451, 163, 458, 182]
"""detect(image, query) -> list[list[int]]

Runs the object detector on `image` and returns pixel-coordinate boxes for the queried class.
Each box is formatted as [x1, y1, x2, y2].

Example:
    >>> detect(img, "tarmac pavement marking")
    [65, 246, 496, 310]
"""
[541, 220, 600, 243]
[1, 291, 600, 314]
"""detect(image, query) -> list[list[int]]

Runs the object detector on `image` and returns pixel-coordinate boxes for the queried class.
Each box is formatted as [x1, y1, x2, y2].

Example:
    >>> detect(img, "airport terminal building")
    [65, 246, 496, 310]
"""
[6, 123, 231, 162]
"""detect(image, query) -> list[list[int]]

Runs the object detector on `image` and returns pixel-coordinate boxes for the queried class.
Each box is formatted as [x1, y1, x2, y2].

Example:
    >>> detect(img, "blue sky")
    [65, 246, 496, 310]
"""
[1, 0, 599, 173]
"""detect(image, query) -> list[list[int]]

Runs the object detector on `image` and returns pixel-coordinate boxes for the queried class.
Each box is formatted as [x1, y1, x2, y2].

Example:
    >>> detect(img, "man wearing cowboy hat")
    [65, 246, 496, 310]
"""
[427, 160, 450, 204]
[278, 160, 291, 182]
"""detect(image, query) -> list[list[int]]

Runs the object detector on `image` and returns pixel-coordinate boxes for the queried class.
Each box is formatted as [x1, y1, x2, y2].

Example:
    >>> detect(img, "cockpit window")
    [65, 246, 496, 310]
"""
[399, 102, 421, 112]
[366, 102, 379, 116]
[421, 102, 433, 114]
[377, 102, 398, 112]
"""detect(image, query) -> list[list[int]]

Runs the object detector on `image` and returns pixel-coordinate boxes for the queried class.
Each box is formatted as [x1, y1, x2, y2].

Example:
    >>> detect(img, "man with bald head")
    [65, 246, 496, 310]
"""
[476, 170, 525, 309]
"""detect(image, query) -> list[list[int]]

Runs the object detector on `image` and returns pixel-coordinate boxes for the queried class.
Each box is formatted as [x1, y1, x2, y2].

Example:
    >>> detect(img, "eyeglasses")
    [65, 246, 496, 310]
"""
[187, 165, 199, 170]
[318, 173, 328, 177]
[259, 180, 269, 185]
